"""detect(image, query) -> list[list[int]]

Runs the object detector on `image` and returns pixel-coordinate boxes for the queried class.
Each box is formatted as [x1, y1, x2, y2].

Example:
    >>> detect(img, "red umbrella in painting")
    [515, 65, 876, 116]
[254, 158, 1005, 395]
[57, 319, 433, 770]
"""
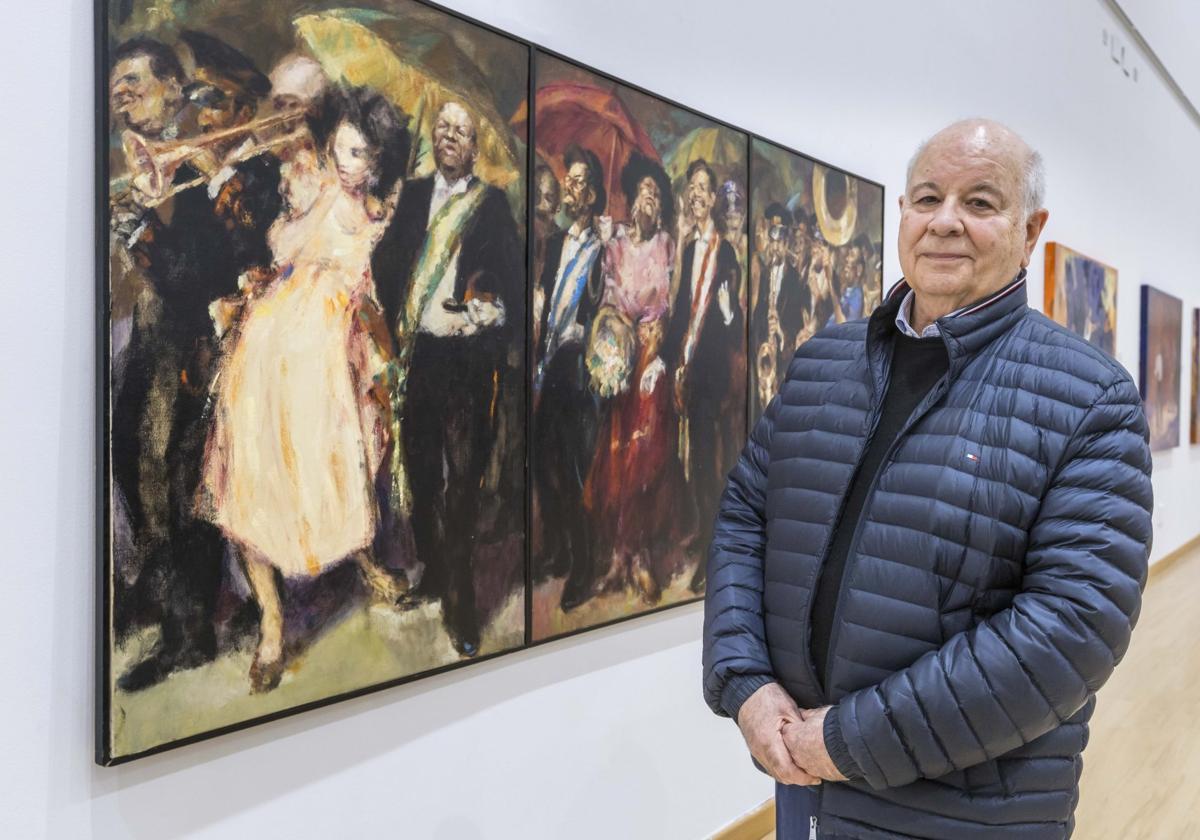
[512, 82, 660, 222]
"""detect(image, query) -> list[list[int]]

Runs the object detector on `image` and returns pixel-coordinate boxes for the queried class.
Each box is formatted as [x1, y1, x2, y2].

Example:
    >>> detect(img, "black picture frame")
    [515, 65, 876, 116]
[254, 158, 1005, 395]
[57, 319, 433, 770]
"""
[95, 0, 886, 764]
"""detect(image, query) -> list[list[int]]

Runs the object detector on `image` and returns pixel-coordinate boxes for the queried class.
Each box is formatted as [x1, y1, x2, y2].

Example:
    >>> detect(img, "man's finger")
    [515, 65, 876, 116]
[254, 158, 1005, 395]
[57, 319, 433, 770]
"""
[766, 742, 820, 787]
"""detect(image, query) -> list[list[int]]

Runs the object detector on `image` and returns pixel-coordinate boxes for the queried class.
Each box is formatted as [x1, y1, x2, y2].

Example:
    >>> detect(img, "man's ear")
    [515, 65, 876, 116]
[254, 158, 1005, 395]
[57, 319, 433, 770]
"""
[1021, 208, 1050, 266]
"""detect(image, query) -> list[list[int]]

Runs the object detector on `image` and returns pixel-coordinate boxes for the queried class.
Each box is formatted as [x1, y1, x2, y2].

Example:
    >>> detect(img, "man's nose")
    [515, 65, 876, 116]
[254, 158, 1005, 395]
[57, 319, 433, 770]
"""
[928, 198, 965, 236]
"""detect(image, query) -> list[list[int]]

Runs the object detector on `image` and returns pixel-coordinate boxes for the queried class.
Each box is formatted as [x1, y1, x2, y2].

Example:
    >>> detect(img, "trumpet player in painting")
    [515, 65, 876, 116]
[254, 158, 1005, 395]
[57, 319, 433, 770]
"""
[108, 33, 285, 692]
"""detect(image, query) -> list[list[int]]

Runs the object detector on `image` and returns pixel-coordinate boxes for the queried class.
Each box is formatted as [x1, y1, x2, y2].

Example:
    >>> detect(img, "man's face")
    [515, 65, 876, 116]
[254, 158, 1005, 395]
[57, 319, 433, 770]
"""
[844, 246, 864, 285]
[195, 83, 252, 136]
[631, 175, 662, 237]
[687, 168, 715, 225]
[534, 170, 560, 221]
[899, 124, 1047, 303]
[432, 102, 477, 180]
[765, 214, 788, 265]
[791, 222, 811, 266]
[110, 55, 181, 137]
[560, 161, 595, 221]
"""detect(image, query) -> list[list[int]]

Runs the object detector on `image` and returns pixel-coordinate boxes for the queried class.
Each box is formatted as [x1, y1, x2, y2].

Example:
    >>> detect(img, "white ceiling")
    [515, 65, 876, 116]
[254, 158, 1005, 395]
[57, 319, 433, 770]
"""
[1116, 0, 1200, 121]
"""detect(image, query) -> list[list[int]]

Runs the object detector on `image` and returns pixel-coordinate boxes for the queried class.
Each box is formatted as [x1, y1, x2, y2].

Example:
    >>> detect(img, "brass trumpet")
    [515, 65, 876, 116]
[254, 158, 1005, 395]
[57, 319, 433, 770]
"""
[110, 108, 306, 207]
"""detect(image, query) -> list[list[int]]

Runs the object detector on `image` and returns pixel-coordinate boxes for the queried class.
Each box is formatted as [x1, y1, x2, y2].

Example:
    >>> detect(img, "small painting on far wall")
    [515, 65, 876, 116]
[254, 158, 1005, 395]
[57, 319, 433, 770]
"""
[1139, 285, 1183, 451]
[1191, 308, 1199, 445]
[1044, 242, 1117, 356]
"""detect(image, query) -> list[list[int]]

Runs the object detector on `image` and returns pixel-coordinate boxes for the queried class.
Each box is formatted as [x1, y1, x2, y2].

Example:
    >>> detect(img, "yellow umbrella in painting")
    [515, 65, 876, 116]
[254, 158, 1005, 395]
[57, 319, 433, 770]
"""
[663, 126, 745, 184]
[293, 10, 520, 192]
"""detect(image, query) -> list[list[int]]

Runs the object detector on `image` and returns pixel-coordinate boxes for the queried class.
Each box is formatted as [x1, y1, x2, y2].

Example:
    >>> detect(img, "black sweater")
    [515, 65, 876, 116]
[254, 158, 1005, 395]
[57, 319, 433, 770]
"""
[811, 331, 951, 687]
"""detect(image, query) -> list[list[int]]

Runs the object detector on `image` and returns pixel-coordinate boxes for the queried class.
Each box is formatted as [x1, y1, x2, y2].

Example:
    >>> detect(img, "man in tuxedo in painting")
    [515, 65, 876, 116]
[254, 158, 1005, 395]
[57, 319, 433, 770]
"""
[754, 203, 807, 350]
[371, 101, 523, 657]
[109, 34, 283, 691]
[531, 144, 607, 612]
[664, 158, 743, 594]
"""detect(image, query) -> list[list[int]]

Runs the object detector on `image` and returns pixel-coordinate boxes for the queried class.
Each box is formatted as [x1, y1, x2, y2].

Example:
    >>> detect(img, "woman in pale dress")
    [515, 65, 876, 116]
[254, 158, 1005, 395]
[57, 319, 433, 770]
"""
[198, 87, 410, 691]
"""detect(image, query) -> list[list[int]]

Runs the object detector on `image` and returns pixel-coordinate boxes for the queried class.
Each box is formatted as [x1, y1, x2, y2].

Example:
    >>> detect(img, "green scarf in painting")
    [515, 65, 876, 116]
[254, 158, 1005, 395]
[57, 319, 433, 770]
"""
[382, 180, 488, 515]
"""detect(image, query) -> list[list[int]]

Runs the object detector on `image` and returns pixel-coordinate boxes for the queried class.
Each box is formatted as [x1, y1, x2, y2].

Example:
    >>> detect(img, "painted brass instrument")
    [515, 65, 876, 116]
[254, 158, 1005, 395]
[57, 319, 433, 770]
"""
[110, 109, 305, 207]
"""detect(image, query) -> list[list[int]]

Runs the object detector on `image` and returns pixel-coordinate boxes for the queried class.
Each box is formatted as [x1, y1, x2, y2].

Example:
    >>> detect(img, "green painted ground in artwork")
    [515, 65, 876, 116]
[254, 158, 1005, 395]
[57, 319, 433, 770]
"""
[111, 594, 524, 758]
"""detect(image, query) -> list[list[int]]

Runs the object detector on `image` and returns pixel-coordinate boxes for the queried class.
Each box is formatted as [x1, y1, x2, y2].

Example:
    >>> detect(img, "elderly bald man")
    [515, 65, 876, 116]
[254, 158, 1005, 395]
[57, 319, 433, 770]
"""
[702, 119, 1153, 839]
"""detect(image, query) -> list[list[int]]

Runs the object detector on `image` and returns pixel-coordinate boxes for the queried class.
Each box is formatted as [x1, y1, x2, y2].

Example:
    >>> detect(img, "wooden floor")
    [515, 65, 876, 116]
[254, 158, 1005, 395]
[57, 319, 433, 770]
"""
[716, 542, 1200, 840]
[1073, 541, 1200, 838]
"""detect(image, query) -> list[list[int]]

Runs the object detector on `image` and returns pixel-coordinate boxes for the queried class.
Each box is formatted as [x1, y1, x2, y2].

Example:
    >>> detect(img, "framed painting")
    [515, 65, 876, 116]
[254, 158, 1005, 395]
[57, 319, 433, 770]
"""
[98, 0, 529, 764]
[1191, 308, 1199, 446]
[1138, 285, 1182, 452]
[1044, 242, 1117, 356]
[748, 137, 885, 421]
[524, 50, 748, 641]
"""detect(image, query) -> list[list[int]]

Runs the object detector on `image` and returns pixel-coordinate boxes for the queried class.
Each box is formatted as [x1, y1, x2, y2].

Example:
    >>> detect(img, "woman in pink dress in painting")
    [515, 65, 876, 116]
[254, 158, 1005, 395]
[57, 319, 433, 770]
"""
[585, 155, 680, 605]
[198, 87, 409, 692]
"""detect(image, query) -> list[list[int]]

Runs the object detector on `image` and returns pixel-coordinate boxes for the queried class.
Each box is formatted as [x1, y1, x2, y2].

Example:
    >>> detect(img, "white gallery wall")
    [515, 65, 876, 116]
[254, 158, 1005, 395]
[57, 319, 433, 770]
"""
[1, 0, 1197, 837]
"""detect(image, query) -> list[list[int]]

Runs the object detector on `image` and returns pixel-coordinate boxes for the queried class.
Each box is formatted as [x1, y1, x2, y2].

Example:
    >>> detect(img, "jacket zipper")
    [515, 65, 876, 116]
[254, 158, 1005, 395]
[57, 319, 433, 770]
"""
[809, 815, 819, 839]
[821, 373, 951, 694]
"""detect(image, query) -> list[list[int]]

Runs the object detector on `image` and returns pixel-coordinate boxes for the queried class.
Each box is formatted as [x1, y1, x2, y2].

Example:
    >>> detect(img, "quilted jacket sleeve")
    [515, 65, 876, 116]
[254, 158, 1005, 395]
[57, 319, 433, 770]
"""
[702, 393, 781, 721]
[836, 377, 1153, 789]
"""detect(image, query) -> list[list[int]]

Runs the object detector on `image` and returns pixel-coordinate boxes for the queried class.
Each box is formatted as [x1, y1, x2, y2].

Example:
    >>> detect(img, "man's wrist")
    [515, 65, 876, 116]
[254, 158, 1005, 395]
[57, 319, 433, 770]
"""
[721, 674, 775, 722]
[822, 704, 864, 780]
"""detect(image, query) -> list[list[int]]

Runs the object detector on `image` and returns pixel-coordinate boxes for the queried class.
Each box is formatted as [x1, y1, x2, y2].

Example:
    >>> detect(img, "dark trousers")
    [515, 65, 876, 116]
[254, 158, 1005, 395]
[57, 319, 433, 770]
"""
[776, 783, 851, 839]
[114, 326, 222, 656]
[403, 333, 494, 648]
[532, 343, 596, 602]
[684, 404, 724, 581]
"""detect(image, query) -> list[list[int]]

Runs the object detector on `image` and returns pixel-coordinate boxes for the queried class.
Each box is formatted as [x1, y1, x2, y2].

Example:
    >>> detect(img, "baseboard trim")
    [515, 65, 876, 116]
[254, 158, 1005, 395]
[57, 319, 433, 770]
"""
[710, 798, 774, 840]
[1149, 533, 1200, 580]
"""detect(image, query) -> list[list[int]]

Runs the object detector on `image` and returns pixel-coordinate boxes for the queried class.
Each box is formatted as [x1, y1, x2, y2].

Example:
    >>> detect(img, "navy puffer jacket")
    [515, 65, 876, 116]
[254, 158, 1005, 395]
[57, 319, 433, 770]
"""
[702, 276, 1153, 839]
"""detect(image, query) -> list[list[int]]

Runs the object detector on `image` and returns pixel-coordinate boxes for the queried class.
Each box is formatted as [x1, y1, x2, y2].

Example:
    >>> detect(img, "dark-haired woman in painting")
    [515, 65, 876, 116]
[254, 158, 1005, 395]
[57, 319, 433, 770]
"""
[197, 86, 409, 691]
[585, 154, 679, 605]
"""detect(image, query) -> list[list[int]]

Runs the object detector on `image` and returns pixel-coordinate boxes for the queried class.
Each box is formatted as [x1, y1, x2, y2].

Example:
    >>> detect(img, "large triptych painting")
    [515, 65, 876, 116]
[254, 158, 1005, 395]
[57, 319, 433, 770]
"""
[1044, 242, 1117, 356]
[1139, 285, 1182, 452]
[748, 138, 884, 421]
[98, 0, 885, 763]
[525, 52, 748, 640]
[100, 0, 528, 763]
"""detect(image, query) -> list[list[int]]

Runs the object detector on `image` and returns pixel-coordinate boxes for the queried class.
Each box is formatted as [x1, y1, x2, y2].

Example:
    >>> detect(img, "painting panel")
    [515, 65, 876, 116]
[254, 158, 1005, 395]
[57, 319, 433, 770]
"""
[100, 0, 528, 763]
[1191, 308, 1199, 446]
[748, 137, 884, 421]
[1139, 285, 1182, 452]
[1044, 242, 1117, 356]
[527, 51, 748, 640]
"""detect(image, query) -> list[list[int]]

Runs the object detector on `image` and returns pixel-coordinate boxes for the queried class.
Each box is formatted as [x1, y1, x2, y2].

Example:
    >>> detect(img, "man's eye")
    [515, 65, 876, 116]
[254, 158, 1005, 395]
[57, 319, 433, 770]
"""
[915, 195, 938, 205]
[969, 199, 993, 210]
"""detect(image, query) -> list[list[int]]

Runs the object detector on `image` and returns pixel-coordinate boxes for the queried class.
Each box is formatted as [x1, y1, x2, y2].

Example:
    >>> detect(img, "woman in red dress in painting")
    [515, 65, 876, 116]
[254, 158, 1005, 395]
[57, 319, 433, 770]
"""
[585, 155, 679, 605]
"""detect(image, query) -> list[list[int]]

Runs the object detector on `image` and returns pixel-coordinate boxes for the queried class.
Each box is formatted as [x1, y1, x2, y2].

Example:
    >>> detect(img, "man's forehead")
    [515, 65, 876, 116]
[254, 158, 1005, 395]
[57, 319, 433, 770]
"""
[910, 142, 1020, 191]
[438, 103, 472, 125]
[112, 55, 151, 77]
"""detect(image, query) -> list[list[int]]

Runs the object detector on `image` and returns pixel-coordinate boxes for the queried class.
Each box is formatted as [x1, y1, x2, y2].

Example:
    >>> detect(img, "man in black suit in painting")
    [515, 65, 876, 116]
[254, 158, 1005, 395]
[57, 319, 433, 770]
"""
[531, 145, 607, 613]
[109, 33, 283, 690]
[664, 158, 743, 594]
[371, 101, 523, 658]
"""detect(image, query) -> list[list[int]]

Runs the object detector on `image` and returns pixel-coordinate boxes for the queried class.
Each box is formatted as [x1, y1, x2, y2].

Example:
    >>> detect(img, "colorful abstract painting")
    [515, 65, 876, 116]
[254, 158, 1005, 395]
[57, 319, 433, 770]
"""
[526, 52, 748, 640]
[1044, 242, 1117, 356]
[1139, 285, 1183, 451]
[749, 138, 885, 421]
